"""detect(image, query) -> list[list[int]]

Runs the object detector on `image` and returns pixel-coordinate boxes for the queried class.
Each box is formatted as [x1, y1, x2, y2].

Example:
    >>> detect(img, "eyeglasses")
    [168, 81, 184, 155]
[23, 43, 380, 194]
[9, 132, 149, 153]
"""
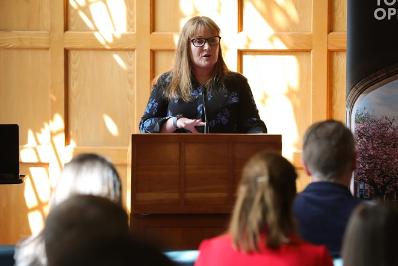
[190, 36, 221, 47]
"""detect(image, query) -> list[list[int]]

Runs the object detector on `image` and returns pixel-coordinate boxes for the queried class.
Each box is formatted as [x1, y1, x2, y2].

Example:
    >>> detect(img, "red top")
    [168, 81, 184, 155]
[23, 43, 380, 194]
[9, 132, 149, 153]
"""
[195, 233, 333, 266]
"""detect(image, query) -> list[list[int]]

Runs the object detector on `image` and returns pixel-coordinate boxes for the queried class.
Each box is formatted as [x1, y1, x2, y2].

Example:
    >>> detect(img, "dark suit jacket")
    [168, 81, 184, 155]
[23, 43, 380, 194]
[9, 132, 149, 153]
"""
[293, 181, 362, 257]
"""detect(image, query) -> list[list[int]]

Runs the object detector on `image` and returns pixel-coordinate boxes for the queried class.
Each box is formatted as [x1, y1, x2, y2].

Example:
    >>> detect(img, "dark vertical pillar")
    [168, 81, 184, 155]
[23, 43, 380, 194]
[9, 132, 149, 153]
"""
[347, 0, 398, 93]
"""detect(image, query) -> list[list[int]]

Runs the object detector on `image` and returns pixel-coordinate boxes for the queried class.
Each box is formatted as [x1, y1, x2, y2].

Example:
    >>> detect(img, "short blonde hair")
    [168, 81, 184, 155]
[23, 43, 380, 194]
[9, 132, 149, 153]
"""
[229, 151, 297, 252]
[165, 16, 228, 101]
[50, 153, 122, 208]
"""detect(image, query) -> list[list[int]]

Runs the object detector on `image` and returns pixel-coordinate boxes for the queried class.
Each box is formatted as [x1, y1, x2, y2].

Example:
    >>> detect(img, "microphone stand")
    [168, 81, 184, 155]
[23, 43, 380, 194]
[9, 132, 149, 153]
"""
[202, 89, 208, 134]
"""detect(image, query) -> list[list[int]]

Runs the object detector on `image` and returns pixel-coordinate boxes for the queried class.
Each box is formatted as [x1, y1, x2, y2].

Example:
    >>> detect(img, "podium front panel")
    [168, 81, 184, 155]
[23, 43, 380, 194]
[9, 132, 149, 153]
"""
[131, 133, 282, 249]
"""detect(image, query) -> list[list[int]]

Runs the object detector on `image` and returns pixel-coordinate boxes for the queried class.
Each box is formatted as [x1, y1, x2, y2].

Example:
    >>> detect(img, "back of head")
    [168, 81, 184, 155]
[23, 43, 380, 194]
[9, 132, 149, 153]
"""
[303, 119, 355, 181]
[50, 153, 122, 208]
[45, 194, 175, 266]
[342, 201, 398, 266]
[229, 151, 297, 252]
[44, 194, 130, 266]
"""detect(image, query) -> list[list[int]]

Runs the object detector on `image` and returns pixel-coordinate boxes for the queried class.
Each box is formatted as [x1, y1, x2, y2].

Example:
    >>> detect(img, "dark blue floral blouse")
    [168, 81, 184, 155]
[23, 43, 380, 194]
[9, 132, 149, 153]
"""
[139, 71, 267, 133]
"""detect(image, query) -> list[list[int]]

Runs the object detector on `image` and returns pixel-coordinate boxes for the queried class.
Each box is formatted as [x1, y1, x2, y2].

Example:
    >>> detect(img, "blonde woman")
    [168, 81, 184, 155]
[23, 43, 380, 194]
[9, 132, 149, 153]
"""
[14, 153, 122, 266]
[139, 16, 266, 134]
[195, 152, 333, 266]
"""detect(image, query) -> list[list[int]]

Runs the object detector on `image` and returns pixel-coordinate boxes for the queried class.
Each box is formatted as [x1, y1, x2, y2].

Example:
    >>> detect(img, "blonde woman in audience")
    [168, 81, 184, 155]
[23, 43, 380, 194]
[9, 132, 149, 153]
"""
[14, 153, 122, 266]
[195, 151, 333, 266]
[342, 201, 398, 266]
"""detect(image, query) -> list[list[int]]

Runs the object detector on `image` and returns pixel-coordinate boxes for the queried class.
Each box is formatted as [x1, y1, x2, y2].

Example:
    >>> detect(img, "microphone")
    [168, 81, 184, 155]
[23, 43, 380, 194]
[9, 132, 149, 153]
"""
[202, 89, 208, 134]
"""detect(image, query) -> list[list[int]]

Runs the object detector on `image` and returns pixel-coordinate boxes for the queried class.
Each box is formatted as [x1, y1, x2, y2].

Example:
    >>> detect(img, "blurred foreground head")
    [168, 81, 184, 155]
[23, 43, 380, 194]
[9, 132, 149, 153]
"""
[44, 194, 175, 266]
[342, 201, 398, 266]
[50, 153, 122, 208]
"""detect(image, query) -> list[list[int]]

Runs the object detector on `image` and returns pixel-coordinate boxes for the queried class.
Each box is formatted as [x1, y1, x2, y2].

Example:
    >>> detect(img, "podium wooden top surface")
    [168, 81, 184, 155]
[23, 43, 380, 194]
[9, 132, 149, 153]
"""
[131, 133, 281, 214]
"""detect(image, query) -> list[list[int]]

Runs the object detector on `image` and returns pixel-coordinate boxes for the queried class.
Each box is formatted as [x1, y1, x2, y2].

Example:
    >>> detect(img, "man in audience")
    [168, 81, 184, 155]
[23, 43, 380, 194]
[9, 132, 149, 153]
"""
[44, 194, 175, 266]
[293, 120, 362, 257]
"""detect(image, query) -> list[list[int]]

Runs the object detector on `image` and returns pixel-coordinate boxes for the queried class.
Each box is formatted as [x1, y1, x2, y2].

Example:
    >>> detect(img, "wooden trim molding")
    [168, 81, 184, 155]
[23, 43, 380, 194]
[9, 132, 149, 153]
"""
[64, 31, 136, 50]
[328, 32, 346, 51]
[0, 31, 49, 49]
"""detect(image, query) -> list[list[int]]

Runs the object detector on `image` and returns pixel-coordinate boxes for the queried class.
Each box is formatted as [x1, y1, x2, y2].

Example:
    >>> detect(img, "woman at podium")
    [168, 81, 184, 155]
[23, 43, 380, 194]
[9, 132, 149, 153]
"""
[139, 16, 267, 134]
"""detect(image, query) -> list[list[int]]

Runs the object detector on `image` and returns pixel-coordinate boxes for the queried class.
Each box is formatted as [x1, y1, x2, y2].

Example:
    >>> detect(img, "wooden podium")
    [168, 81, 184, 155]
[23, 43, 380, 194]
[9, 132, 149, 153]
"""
[130, 134, 281, 250]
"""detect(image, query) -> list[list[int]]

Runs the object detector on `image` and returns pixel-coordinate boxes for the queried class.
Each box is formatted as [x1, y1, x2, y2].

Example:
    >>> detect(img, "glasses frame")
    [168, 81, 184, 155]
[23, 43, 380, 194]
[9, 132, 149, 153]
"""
[190, 36, 221, 47]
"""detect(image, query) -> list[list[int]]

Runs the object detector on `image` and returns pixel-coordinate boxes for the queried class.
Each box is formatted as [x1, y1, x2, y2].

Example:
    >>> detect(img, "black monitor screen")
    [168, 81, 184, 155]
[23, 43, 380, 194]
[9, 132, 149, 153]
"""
[0, 124, 19, 176]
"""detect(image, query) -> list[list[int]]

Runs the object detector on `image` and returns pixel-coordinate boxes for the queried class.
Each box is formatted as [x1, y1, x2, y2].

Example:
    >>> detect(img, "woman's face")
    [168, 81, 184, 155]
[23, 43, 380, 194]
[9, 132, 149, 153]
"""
[189, 28, 220, 74]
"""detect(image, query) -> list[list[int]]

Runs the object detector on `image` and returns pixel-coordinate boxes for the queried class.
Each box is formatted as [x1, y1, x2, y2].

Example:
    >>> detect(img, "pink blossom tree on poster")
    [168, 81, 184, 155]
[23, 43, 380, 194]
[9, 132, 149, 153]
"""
[354, 111, 398, 200]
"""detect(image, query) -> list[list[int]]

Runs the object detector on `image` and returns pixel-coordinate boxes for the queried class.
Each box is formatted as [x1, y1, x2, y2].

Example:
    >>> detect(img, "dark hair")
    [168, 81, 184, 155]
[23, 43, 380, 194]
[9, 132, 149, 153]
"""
[229, 152, 297, 251]
[303, 120, 355, 181]
[44, 195, 175, 266]
[342, 201, 398, 266]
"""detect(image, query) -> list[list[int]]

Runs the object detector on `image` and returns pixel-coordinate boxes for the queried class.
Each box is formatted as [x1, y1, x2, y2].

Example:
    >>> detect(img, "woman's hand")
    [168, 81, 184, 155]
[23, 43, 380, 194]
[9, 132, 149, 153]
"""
[161, 117, 206, 133]
[177, 118, 206, 133]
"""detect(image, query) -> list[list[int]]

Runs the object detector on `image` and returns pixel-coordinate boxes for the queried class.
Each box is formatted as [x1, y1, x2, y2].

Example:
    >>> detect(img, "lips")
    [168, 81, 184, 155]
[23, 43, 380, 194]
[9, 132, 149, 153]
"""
[202, 54, 211, 57]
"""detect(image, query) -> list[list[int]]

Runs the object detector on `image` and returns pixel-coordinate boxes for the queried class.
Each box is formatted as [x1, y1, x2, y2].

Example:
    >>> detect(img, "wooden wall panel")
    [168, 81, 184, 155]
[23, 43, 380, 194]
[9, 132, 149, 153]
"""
[69, 50, 135, 146]
[0, 163, 52, 244]
[0, 49, 51, 146]
[242, 52, 311, 162]
[68, 0, 135, 32]
[0, 0, 349, 244]
[153, 0, 184, 32]
[0, 0, 50, 30]
[153, 0, 238, 33]
[331, 52, 346, 122]
[331, 0, 346, 32]
[243, 0, 312, 32]
[0, 181, 31, 243]
[153, 51, 174, 80]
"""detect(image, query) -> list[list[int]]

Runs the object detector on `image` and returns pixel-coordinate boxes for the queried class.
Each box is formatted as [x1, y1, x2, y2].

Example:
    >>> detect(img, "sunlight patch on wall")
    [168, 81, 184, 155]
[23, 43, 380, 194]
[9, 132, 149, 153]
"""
[275, 0, 299, 23]
[27, 210, 44, 235]
[242, 2, 286, 49]
[106, 0, 127, 36]
[103, 114, 119, 136]
[24, 178, 39, 209]
[64, 139, 77, 164]
[30, 167, 51, 203]
[243, 54, 299, 161]
[70, 0, 127, 46]
[70, 0, 128, 65]
[112, 53, 127, 70]
[21, 114, 66, 234]
[179, 0, 238, 69]
[77, 10, 96, 30]
[90, 2, 115, 42]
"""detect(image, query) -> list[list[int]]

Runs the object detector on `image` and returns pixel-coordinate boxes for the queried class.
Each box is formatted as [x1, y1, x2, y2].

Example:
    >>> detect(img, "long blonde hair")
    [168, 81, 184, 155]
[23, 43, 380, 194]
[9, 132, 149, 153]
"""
[229, 152, 297, 252]
[165, 16, 228, 101]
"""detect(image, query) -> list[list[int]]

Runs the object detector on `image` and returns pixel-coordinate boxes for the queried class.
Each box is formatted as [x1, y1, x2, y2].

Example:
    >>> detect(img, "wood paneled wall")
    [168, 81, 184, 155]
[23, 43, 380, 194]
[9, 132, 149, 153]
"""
[0, 0, 347, 244]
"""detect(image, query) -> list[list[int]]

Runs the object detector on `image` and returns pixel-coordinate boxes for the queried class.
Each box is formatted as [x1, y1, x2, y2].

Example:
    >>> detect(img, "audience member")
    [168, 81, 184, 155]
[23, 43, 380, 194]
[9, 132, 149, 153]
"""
[342, 201, 398, 266]
[14, 153, 122, 266]
[195, 151, 333, 266]
[293, 119, 362, 257]
[44, 194, 175, 266]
